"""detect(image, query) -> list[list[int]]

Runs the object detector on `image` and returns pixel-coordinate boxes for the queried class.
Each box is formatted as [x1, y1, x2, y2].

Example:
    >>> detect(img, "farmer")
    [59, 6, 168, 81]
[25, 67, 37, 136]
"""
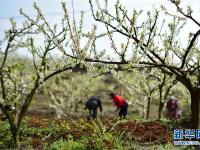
[109, 92, 129, 119]
[85, 96, 102, 119]
[166, 96, 181, 120]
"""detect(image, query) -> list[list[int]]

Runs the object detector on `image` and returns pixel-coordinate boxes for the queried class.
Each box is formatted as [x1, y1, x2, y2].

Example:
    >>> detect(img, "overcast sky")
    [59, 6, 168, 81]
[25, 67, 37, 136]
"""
[0, 0, 169, 33]
[1, 0, 198, 33]
[0, 0, 199, 34]
[0, 0, 199, 58]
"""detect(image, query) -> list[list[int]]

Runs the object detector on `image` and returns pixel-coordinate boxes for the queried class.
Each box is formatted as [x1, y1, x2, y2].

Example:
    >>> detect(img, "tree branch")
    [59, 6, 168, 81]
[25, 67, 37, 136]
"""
[181, 29, 200, 68]
[169, 0, 200, 27]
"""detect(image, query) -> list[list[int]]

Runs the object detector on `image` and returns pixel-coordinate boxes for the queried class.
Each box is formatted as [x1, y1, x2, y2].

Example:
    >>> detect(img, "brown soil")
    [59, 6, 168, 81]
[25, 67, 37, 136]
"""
[114, 121, 172, 145]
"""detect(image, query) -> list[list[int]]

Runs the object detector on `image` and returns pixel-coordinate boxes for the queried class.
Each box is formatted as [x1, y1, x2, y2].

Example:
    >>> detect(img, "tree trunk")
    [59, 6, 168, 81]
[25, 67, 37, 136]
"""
[11, 125, 19, 148]
[158, 101, 164, 120]
[3, 108, 19, 148]
[158, 86, 163, 120]
[146, 96, 151, 120]
[191, 89, 200, 129]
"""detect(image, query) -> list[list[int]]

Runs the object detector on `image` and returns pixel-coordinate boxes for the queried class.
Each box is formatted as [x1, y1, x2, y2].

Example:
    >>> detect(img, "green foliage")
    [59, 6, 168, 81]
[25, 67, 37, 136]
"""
[0, 121, 12, 149]
[86, 118, 131, 150]
[46, 139, 88, 150]
[1, 116, 187, 150]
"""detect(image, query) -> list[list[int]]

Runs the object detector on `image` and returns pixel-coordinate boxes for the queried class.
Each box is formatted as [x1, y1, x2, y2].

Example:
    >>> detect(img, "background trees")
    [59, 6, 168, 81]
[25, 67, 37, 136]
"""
[46, 72, 106, 118]
[0, 2, 99, 148]
[89, 0, 200, 129]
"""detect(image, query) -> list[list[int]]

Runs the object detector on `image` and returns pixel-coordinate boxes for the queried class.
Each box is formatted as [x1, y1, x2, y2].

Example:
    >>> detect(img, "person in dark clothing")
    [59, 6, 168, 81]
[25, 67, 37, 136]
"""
[109, 93, 128, 119]
[85, 96, 102, 119]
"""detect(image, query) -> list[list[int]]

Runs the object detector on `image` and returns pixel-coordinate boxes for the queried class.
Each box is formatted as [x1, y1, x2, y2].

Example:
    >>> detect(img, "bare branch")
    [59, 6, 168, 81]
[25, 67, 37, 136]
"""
[169, 0, 200, 27]
[181, 29, 200, 68]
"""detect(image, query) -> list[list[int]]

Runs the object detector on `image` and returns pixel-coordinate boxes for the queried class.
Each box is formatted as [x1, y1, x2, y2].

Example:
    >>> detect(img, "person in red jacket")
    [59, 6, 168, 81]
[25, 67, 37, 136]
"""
[109, 92, 128, 119]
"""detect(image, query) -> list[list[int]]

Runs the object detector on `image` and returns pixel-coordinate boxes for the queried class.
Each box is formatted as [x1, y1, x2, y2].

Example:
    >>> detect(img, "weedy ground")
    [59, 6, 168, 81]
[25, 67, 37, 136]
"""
[0, 114, 194, 150]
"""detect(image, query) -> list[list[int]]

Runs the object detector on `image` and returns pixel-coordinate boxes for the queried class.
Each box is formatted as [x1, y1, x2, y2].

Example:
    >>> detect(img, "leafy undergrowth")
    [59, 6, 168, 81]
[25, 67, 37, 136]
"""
[0, 115, 183, 150]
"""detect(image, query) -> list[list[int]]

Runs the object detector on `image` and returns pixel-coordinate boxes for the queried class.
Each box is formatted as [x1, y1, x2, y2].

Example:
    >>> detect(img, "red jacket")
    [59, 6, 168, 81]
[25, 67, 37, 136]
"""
[113, 95, 127, 108]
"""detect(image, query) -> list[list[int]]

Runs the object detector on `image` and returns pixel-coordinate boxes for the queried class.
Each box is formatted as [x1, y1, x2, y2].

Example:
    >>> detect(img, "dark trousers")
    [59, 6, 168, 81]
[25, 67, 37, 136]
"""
[89, 108, 97, 119]
[119, 105, 128, 119]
